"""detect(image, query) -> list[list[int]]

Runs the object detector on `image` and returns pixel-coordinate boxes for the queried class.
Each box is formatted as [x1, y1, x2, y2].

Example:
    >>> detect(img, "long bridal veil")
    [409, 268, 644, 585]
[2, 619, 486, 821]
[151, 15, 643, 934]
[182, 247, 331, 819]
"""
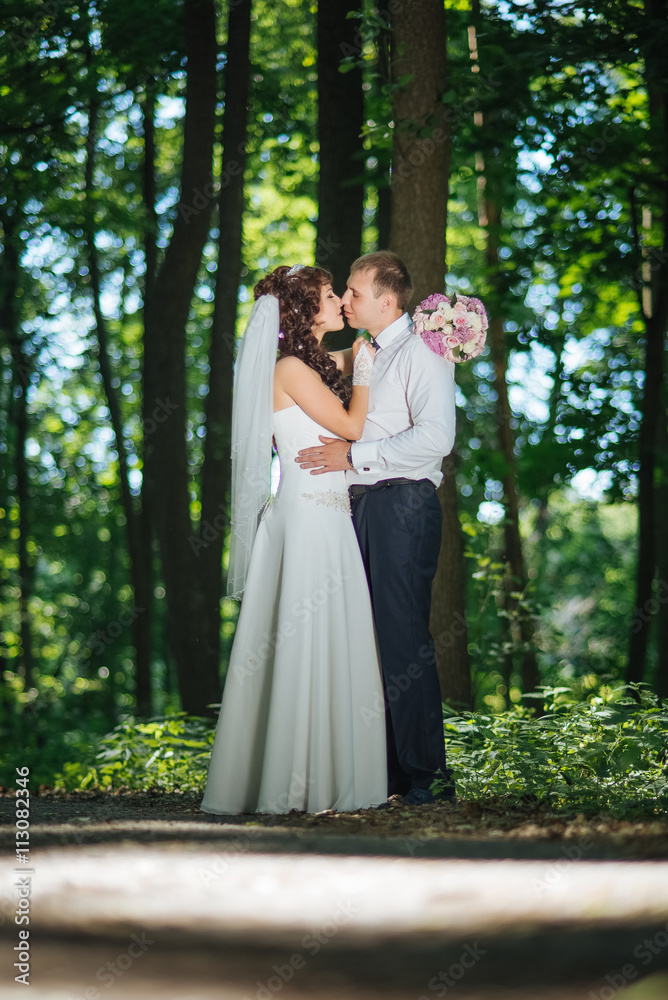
[227, 295, 280, 600]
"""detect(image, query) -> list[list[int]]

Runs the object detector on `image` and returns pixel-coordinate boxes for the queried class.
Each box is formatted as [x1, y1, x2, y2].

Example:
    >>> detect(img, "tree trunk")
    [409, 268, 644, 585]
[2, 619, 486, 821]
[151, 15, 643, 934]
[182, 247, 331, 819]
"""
[388, 0, 471, 707]
[389, 1, 449, 296]
[431, 456, 473, 709]
[142, 79, 159, 310]
[1, 215, 34, 687]
[198, 0, 252, 693]
[486, 210, 539, 696]
[656, 402, 668, 700]
[317, 0, 364, 321]
[84, 66, 153, 715]
[647, 1, 668, 701]
[11, 366, 33, 689]
[128, 78, 159, 718]
[465, 7, 538, 697]
[627, 0, 668, 690]
[373, 27, 392, 250]
[143, 0, 219, 716]
[375, 169, 392, 250]
[626, 309, 666, 686]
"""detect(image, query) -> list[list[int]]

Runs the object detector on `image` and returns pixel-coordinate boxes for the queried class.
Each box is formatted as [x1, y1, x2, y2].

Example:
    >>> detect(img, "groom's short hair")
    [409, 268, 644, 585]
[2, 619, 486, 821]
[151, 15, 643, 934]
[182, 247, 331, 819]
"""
[350, 251, 413, 311]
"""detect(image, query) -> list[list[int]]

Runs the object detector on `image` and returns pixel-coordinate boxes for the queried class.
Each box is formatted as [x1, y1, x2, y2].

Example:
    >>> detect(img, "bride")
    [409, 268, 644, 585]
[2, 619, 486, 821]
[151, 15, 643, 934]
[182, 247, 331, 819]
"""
[200, 264, 387, 814]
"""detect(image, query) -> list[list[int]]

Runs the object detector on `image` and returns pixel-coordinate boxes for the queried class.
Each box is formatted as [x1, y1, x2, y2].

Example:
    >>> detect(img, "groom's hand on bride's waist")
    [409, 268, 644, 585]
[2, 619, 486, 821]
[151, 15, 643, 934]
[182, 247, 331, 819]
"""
[296, 436, 351, 474]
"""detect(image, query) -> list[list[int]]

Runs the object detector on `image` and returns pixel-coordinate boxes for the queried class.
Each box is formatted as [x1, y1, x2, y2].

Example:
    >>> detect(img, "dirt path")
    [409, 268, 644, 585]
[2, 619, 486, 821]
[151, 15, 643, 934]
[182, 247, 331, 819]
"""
[1, 789, 667, 857]
[2, 792, 668, 999]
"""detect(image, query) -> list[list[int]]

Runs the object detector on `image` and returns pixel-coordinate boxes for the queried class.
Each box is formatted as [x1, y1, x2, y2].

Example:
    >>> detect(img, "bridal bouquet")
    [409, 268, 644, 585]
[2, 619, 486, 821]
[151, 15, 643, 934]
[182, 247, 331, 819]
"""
[412, 293, 488, 363]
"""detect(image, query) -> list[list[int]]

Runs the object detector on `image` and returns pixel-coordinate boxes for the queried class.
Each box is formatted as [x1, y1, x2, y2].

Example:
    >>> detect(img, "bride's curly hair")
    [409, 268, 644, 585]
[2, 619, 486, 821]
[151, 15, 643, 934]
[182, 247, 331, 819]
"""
[254, 265, 352, 407]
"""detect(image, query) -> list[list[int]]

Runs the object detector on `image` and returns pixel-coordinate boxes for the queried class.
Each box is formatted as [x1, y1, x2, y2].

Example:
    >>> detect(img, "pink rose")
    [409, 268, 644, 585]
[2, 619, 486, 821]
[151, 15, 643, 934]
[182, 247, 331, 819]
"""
[421, 328, 447, 356]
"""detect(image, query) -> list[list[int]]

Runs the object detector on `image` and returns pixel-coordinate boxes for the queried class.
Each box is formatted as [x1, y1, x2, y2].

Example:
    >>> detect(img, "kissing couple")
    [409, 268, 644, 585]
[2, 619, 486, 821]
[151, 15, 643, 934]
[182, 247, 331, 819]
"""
[201, 250, 456, 814]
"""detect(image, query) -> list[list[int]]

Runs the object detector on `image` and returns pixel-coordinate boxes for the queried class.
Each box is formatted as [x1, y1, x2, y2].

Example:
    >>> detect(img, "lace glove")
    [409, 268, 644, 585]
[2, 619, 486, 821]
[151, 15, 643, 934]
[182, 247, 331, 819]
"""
[352, 342, 374, 386]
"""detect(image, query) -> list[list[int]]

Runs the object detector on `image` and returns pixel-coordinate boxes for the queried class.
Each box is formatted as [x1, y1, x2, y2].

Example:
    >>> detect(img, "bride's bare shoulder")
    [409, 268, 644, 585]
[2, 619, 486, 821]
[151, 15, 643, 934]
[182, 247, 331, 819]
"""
[275, 355, 305, 369]
[275, 356, 319, 383]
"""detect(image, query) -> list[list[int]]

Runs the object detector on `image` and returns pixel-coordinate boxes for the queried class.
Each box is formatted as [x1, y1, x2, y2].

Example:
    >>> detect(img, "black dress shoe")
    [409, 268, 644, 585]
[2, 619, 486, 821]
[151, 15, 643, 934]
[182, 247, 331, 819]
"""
[401, 786, 456, 806]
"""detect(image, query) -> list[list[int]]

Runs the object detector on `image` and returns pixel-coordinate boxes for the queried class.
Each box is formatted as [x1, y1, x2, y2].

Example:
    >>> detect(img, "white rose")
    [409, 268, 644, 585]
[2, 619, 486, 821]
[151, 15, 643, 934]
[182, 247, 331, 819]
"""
[468, 313, 482, 332]
[441, 304, 454, 322]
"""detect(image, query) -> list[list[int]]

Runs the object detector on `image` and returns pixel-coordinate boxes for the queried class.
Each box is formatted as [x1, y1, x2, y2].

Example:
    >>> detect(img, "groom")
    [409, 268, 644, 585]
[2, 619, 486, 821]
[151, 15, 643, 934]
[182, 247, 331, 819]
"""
[297, 251, 457, 805]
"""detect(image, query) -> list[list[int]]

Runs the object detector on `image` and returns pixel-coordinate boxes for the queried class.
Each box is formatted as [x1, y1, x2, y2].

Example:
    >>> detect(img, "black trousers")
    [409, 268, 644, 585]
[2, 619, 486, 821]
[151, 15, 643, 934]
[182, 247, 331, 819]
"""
[350, 479, 452, 796]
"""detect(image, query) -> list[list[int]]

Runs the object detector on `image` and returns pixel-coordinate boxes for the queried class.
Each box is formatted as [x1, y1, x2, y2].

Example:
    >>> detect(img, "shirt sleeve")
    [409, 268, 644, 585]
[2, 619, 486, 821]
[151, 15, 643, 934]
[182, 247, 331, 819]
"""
[349, 348, 456, 474]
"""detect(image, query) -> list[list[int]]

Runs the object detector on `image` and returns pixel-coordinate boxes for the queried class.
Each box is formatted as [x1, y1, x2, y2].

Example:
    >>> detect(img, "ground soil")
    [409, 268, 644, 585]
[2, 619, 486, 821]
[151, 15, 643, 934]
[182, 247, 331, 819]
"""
[1, 789, 667, 858]
[2, 791, 668, 999]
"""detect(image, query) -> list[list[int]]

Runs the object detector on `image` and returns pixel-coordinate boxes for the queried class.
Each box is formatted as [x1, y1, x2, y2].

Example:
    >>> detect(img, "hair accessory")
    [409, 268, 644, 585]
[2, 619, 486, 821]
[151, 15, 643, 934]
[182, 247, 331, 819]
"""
[287, 263, 307, 277]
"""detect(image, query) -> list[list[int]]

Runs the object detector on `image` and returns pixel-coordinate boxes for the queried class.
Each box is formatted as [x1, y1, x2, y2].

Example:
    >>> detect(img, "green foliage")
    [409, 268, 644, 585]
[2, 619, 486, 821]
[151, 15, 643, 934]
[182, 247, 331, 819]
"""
[458, 492, 641, 708]
[526, 496, 640, 682]
[53, 714, 216, 792]
[46, 686, 668, 821]
[1, 0, 666, 726]
[0, 669, 116, 790]
[442, 685, 668, 817]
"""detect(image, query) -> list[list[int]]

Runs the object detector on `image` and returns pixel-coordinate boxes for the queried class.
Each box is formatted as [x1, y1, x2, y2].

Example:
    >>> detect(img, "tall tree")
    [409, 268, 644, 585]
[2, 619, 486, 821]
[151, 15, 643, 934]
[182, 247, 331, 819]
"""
[317, 0, 364, 305]
[389, 0, 472, 708]
[468, 7, 539, 695]
[200, 0, 253, 686]
[626, 0, 668, 692]
[0, 211, 34, 687]
[370, 15, 393, 251]
[134, 77, 159, 717]
[142, 0, 219, 715]
[83, 38, 154, 715]
[0, 3, 82, 688]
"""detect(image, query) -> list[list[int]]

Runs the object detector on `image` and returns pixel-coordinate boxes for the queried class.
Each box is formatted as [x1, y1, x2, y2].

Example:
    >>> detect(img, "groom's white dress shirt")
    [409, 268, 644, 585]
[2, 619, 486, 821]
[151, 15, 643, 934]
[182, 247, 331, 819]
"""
[347, 313, 456, 488]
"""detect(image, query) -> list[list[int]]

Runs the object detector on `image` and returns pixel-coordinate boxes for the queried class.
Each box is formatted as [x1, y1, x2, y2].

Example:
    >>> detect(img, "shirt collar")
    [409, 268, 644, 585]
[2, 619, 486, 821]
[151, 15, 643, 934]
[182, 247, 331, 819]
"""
[373, 312, 412, 351]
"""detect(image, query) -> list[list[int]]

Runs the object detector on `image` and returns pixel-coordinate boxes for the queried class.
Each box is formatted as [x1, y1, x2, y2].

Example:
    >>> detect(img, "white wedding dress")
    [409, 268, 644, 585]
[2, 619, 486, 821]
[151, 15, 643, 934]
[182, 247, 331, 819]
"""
[201, 405, 388, 814]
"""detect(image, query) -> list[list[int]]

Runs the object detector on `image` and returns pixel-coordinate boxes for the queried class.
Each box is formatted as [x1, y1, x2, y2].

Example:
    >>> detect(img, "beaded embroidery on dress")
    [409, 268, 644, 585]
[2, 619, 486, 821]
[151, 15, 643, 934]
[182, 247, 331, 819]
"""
[201, 405, 387, 815]
[301, 490, 351, 515]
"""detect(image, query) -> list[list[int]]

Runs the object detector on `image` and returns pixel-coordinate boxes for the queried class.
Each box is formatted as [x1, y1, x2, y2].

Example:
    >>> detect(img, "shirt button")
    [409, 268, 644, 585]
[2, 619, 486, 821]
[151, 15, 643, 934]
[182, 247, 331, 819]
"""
[363, 467, 370, 472]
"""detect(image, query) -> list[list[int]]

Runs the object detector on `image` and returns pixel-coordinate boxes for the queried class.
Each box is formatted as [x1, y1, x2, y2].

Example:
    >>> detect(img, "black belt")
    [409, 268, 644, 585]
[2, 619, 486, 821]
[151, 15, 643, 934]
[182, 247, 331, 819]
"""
[348, 477, 433, 498]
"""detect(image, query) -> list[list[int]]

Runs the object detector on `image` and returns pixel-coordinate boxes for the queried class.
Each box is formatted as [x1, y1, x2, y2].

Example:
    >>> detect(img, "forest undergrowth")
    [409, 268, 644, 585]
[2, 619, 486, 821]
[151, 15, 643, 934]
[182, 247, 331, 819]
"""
[8, 684, 662, 823]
